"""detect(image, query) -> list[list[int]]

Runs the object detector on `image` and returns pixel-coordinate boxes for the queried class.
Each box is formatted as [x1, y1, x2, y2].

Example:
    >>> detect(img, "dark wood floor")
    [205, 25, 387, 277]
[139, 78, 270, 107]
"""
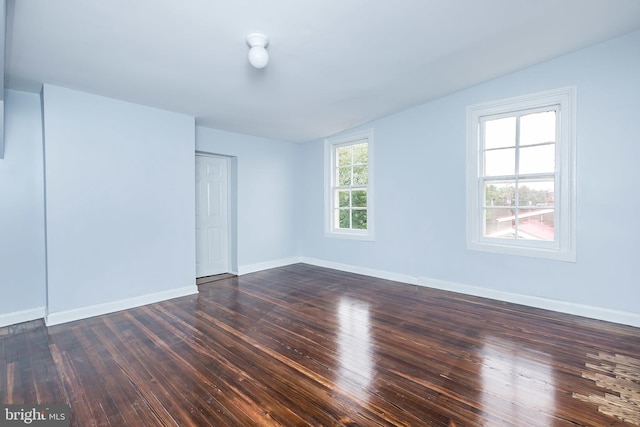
[2, 263, 639, 426]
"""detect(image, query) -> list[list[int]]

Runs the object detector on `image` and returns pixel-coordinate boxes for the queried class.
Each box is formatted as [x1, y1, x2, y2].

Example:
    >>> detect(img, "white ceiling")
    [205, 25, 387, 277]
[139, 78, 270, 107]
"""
[5, 0, 640, 143]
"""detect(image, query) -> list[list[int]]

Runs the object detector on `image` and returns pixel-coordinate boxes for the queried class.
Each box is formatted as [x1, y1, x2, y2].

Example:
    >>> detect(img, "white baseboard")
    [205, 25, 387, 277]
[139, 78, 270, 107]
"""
[45, 285, 198, 326]
[300, 257, 418, 285]
[0, 306, 46, 328]
[238, 257, 302, 275]
[417, 276, 640, 328]
[300, 257, 640, 328]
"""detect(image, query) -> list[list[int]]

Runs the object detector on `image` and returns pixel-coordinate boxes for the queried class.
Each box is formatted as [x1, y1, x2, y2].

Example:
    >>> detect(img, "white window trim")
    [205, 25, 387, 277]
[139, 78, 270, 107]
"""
[324, 129, 375, 241]
[466, 87, 576, 262]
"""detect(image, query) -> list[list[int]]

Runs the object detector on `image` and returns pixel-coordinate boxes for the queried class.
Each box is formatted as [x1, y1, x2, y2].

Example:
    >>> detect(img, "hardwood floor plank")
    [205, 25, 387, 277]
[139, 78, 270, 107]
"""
[24, 326, 66, 405]
[74, 323, 166, 427]
[150, 302, 399, 426]
[5, 332, 32, 404]
[111, 308, 270, 425]
[146, 303, 314, 426]
[6, 362, 17, 404]
[1, 263, 639, 426]
[49, 342, 110, 426]
[95, 319, 202, 426]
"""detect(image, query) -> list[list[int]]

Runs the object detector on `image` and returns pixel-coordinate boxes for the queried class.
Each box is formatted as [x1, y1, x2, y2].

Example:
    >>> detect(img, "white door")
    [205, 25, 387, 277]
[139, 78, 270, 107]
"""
[195, 155, 229, 277]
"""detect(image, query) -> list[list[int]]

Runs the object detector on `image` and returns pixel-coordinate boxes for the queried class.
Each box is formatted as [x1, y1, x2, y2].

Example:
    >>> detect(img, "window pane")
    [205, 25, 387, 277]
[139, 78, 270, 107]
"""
[517, 208, 555, 241]
[337, 167, 351, 186]
[327, 133, 373, 238]
[485, 148, 515, 176]
[484, 207, 515, 239]
[352, 190, 367, 207]
[519, 144, 555, 174]
[338, 209, 350, 229]
[484, 117, 515, 149]
[352, 209, 367, 230]
[517, 179, 554, 208]
[337, 190, 350, 208]
[352, 143, 368, 164]
[521, 111, 556, 146]
[337, 146, 351, 167]
[353, 166, 368, 185]
[484, 181, 515, 207]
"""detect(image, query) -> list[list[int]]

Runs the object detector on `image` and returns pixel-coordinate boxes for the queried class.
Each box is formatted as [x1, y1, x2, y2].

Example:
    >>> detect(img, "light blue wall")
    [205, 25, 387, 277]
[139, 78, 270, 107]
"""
[0, 90, 46, 317]
[42, 85, 196, 315]
[1, 30, 638, 325]
[196, 127, 299, 271]
[299, 30, 640, 315]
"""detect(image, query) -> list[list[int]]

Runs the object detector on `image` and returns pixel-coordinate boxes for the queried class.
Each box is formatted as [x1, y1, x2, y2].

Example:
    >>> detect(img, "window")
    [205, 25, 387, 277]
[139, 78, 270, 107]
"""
[325, 130, 374, 240]
[466, 87, 576, 261]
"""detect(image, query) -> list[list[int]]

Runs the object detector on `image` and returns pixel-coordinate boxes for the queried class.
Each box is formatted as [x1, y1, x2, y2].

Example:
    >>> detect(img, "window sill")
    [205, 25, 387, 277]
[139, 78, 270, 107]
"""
[467, 240, 576, 262]
[325, 230, 375, 241]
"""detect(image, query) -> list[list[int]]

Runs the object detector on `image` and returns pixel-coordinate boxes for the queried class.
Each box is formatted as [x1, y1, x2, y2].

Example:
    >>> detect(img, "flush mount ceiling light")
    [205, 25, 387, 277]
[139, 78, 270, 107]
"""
[246, 33, 269, 69]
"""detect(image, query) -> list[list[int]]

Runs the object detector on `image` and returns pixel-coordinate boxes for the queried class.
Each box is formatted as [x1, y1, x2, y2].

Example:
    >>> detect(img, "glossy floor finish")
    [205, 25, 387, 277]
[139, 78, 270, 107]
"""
[2, 264, 640, 426]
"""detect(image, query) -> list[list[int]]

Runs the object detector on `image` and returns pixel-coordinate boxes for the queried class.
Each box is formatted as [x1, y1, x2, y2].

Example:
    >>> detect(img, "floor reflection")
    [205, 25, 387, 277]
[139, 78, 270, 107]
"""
[336, 297, 374, 402]
[480, 338, 556, 425]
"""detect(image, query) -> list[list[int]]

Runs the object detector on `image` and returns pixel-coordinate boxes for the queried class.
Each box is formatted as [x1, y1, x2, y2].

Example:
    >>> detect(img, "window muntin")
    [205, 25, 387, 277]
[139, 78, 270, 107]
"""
[480, 106, 558, 242]
[325, 130, 374, 240]
[334, 142, 368, 230]
[467, 88, 576, 261]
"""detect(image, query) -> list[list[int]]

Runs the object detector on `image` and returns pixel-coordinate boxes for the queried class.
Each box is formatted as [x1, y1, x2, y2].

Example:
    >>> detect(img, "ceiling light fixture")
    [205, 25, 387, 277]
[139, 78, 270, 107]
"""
[246, 33, 269, 69]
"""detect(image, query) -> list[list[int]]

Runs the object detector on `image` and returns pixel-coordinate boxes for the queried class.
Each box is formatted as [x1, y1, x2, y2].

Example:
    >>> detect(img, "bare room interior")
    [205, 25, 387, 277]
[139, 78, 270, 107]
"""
[1, 1, 640, 426]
